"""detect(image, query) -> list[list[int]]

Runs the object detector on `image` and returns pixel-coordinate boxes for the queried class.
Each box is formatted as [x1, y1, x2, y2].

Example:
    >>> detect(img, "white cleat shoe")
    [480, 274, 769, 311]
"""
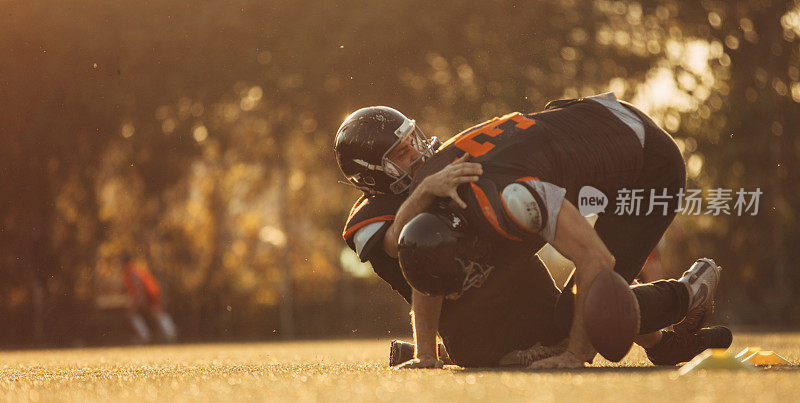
[498, 340, 568, 367]
[674, 258, 722, 334]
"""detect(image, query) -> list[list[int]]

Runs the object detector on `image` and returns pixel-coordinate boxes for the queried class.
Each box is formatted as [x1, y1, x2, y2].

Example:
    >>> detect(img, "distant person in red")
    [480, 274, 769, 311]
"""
[122, 252, 177, 343]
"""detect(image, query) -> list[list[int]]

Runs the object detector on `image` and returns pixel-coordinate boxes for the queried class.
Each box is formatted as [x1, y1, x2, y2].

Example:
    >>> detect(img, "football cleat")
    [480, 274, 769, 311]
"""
[498, 340, 568, 367]
[389, 340, 415, 367]
[645, 326, 733, 366]
[674, 258, 722, 334]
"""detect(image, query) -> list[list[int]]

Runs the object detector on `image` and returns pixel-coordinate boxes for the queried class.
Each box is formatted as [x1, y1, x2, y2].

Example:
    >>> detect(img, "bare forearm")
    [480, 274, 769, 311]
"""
[550, 200, 616, 360]
[564, 260, 614, 360]
[383, 181, 436, 258]
[569, 256, 616, 360]
[383, 154, 482, 257]
[411, 289, 442, 359]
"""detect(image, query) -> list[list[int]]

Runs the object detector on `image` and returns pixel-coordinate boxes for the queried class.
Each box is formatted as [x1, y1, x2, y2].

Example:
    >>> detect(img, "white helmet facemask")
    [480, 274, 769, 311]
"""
[381, 118, 438, 194]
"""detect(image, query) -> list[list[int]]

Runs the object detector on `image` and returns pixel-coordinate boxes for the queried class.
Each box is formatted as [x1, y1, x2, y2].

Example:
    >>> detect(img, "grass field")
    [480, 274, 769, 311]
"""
[1, 332, 798, 402]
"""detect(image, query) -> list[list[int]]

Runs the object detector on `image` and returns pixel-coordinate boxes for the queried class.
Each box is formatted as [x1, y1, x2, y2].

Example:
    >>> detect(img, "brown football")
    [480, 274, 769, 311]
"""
[583, 270, 640, 362]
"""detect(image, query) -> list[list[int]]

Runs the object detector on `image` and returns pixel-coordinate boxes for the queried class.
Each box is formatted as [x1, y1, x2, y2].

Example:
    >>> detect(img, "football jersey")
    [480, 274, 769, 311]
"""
[402, 94, 651, 364]
[413, 93, 645, 244]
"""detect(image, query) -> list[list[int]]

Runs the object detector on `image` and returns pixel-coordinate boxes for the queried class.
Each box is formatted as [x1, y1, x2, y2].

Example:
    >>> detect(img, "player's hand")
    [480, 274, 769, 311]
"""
[420, 153, 482, 209]
[392, 356, 444, 370]
[527, 351, 586, 369]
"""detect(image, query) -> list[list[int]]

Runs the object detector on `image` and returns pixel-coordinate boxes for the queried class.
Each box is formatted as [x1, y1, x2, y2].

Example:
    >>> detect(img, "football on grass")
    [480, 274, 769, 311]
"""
[583, 270, 640, 362]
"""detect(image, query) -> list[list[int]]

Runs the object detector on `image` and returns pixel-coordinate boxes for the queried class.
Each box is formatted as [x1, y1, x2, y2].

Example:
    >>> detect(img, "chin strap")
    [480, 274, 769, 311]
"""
[337, 180, 384, 196]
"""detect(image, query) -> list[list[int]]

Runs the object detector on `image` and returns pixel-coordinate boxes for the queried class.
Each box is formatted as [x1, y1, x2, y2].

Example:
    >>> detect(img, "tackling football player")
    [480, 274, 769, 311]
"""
[339, 113, 571, 367]
[335, 94, 729, 368]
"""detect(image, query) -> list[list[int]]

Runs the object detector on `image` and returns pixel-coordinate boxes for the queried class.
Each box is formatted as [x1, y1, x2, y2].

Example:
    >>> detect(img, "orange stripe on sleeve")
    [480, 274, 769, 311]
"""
[469, 183, 522, 241]
[342, 215, 395, 240]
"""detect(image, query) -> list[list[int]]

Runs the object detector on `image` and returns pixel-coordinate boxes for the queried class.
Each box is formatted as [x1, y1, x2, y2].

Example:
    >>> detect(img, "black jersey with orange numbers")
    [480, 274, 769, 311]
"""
[401, 97, 651, 365]
[418, 98, 642, 205]
[412, 97, 645, 243]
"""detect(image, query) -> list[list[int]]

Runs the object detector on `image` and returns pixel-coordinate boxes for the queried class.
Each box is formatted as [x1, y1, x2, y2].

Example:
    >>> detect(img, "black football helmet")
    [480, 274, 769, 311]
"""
[334, 106, 439, 195]
[397, 209, 493, 298]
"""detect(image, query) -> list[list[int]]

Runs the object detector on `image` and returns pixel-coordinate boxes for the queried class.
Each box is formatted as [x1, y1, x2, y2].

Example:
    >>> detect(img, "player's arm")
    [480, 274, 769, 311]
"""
[382, 182, 438, 258]
[393, 289, 444, 369]
[383, 153, 481, 257]
[477, 180, 613, 367]
[531, 199, 615, 368]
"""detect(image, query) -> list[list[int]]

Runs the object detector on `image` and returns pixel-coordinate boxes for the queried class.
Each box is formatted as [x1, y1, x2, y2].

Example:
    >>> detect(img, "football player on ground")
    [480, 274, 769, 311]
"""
[335, 94, 730, 368]
[342, 163, 568, 368]
[396, 202, 729, 368]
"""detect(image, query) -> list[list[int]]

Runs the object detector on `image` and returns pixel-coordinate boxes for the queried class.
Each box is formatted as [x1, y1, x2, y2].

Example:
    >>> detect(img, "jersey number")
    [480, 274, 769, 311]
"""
[446, 112, 535, 157]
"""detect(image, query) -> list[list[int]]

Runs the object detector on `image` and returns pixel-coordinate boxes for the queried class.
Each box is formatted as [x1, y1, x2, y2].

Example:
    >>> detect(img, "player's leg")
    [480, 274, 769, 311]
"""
[594, 216, 689, 334]
[595, 107, 731, 364]
[593, 110, 690, 332]
[552, 118, 692, 334]
[627, 258, 730, 365]
[154, 309, 178, 342]
[129, 312, 151, 343]
[480, 253, 570, 367]
[644, 258, 731, 365]
[553, 235, 721, 341]
[646, 326, 732, 365]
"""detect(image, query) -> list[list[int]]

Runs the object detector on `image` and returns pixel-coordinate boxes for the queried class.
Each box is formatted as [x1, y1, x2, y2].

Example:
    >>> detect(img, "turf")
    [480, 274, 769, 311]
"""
[1, 332, 797, 402]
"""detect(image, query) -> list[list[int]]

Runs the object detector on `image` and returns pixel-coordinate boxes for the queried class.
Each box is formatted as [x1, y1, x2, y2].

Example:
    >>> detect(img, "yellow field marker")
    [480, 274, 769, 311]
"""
[735, 346, 792, 366]
[741, 351, 792, 366]
[678, 349, 756, 375]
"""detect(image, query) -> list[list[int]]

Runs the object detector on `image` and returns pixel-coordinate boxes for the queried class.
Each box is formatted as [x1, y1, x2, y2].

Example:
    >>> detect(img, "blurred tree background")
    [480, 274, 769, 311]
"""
[0, 0, 798, 346]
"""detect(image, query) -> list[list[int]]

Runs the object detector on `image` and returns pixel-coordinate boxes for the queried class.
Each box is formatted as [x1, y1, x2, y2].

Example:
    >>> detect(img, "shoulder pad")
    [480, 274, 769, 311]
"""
[501, 183, 544, 233]
[512, 178, 566, 243]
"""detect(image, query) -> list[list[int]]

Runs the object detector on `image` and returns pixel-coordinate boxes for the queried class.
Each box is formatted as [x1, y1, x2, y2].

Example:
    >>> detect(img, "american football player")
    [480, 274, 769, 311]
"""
[339, 108, 567, 367]
[335, 95, 730, 368]
[396, 205, 730, 367]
